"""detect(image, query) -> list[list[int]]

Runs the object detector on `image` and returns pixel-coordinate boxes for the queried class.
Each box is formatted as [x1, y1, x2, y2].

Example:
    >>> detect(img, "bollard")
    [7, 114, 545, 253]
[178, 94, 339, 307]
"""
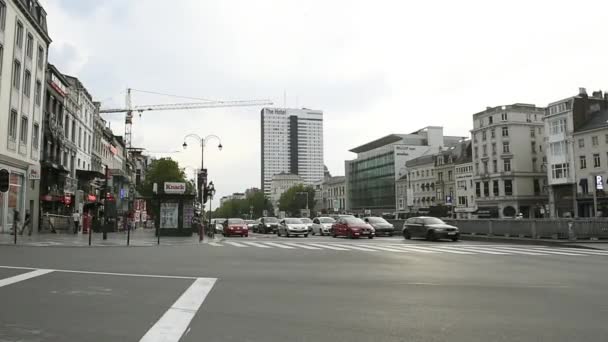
[127, 224, 130, 246]
[568, 221, 576, 241]
[88, 225, 92, 246]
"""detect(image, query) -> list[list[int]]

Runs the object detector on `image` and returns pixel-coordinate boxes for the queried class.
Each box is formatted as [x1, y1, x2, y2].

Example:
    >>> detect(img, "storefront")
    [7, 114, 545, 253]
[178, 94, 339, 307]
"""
[0, 166, 26, 234]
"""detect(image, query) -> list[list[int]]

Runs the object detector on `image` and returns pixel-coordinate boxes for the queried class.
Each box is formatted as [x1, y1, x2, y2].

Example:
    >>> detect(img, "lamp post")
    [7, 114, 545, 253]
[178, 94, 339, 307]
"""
[296, 191, 309, 217]
[182, 134, 222, 203]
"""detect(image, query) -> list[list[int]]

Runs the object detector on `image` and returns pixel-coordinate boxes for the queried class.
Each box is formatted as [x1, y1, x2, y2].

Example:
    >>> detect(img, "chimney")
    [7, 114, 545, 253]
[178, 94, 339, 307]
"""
[592, 90, 603, 98]
[579, 87, 587, 97]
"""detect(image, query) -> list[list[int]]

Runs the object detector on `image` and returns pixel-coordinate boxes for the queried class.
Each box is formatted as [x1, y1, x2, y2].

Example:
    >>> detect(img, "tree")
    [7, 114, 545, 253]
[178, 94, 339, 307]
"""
[278, 184, 315, 216]
[138, 158, 191, 197]
[213, 190, 273, 219]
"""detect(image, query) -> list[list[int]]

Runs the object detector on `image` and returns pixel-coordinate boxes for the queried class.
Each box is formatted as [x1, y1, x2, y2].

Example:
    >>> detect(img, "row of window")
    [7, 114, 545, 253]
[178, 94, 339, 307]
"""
[474, 158, 512, 174]
[475, 179, 515, 197]
[7, 110, 39, 148]
[579, 154, 606, 169]
[578, 135, 608, 148]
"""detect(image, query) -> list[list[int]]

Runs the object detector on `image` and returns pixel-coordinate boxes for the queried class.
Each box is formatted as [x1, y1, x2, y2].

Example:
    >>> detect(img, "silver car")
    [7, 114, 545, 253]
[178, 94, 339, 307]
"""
[277, 218, 309, 237]
[311, 217, 336, 236]
[300, 217, 314, 233]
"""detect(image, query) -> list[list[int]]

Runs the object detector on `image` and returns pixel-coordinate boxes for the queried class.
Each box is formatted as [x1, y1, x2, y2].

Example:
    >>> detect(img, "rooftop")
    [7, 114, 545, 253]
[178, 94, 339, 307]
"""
[574, 109, 608, 134]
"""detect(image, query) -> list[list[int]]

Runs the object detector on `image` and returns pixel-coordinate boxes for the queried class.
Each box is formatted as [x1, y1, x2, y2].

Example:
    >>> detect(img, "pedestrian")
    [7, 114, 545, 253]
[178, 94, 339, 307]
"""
[72, 211, 80, 234]
[20, 210, 32, 236]
[11, 209, 20, 235]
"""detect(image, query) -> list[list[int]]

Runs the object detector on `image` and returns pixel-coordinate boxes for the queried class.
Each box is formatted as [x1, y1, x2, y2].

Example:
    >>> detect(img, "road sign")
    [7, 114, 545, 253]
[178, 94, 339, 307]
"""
[0, 169, 8, 192]
[596, 175, 604, 190]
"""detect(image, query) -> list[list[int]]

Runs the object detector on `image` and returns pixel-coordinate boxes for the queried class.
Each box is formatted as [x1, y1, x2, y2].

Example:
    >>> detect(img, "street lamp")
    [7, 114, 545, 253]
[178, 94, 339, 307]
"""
[182, 134, 222, 202]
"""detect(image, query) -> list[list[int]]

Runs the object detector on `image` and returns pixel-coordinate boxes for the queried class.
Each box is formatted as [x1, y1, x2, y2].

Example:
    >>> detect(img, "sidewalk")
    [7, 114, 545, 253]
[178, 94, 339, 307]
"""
[461, 234, 608, 250]
[0, 229, 219, 247]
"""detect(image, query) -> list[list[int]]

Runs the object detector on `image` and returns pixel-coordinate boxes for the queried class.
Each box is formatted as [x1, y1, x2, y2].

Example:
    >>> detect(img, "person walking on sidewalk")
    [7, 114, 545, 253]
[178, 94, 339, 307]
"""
[20, 210, 32, 236]
[11, 209, 20, 235]
[72, 211, 80, 234]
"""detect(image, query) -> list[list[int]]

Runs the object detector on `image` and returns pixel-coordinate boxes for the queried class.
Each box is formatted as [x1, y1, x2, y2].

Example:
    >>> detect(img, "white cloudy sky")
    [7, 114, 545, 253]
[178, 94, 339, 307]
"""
[41, 0, 608, 199]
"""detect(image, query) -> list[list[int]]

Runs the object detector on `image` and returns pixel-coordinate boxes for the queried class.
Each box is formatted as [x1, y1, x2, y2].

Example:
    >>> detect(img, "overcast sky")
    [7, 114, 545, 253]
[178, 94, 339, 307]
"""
[41, 0, 608, 200]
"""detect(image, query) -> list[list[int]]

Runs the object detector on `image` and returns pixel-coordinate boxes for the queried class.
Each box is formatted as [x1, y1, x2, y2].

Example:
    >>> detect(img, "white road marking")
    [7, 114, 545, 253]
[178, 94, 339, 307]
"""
[282, 243, 322, 250]
[557, 249, 608, 256]
[0, 269, 54, 288]
[328, 244, 378, 252]
[487, 247, 549, 256]
[524, 248, 587, 256]
[357, 245, 408, 252]
[457, 246, 512, 255]
[0, 265, 198, 280]
[208, 242, 223, 247]
[139, 277, 217, 342]
[241, 242, 272, 248]
[263, 242, 295, 249]
[305, 243, 349, 251]
[389, 245, 440, 253]
[403, 245, 475, 254]
[225, 241, 248, 247]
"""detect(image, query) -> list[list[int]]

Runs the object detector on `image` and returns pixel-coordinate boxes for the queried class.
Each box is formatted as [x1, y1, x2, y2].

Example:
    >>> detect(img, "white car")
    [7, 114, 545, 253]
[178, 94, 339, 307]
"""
[311, 217, 336, 236]
[277, 218, 309, 237]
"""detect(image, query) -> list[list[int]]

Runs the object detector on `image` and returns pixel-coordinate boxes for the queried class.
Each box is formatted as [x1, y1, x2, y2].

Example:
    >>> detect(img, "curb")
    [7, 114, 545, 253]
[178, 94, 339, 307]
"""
[460, 235, 606, 250]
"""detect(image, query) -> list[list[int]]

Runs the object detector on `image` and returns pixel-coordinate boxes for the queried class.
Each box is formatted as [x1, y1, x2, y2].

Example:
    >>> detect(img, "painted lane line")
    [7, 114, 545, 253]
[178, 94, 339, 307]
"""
[328, 244, 378, 252]
[305, 243, 349, 251]
[208, 242, 223, 247]
[282, 243, 322, 250]
[0, 269, 54, 288]
[457, 246, 512, 255]
[0, 266, 198, 280]
[401, 245, 474, 254]
[139, 277, 217, 342]
[487, 247, 549, 256]
[263, 242, 295, 249]
[525, 248, 588, 256]
[357, 244, 408, 252]
[241, 242, 272, 248]
[225, 241, 248, 247]
[529, 247, 608, 256]
[389, 245, 440, 253]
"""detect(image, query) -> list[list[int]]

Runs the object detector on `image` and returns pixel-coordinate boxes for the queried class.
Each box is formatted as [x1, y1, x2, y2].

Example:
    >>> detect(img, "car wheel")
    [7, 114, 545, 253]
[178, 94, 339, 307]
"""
[451, 236, 458, 242]
[427, 231, 436, 241]
[312, 231, 315, 235]
[368, 236, 374, 239]
[244, 234, 248, 238]
[388, 232, 393, 237]
[319, 231, 324, 236]
[403, 230, 411, 240]
[332, 231, 337, 238]
[304, 234, 308, 238]
[286, 231, 290, 237]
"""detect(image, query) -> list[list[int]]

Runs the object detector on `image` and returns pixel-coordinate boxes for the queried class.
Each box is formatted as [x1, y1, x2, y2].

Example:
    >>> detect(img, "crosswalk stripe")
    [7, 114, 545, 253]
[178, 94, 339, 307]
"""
[527, 247, 589, 256]
[263, 242, 295, 249]
[557, 249, 608, 256]
[358, 245, 408, 252]
[241, 242, 272, 248]
[208, 242, 223, 247]
[225, 241, 248, 247]
[282, 243, 322, 250]
[389, 245, 440, 253]
[487, 247, 549, 256]
[0, 269, 54, 288]
[306, 243, 349, 251]
[456, 246, 512, 255]
[328, 244, 378, 252]
[405, 245, 475, 254]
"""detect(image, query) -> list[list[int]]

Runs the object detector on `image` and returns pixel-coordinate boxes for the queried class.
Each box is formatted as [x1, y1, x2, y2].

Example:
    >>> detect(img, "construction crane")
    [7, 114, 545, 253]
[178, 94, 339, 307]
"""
[99, 88, 273, 149]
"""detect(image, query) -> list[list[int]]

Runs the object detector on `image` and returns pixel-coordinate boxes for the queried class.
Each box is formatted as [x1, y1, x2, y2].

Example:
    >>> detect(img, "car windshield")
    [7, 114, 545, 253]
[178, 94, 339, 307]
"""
[264, 217, 278, 223]
[245, 220, 255, 224]
[344, 217, 365, 225]
[228, 219, 245, 224]
[284, 218, 303, 224]
[320, 217, 335, 223]
[300, 218, 312, 223]
[423, 218, 445, 225]
[366, 217, 388, 224]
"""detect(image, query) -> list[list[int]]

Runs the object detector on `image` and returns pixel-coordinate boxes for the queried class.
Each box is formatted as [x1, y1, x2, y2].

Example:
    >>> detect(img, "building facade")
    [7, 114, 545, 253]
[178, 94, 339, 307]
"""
[322, 176, 346, 213]
[345, 127, 462, 214]
[405, 154, 436, 214]
[0, 0, 50, 233]
[572, 106, 608, 217]
[269, 172, 303, 208]
[260, 107, 323, 196]
[454, 159, 476, 219]
[471, 104, 548, 218]
[544, 88, 608, 218]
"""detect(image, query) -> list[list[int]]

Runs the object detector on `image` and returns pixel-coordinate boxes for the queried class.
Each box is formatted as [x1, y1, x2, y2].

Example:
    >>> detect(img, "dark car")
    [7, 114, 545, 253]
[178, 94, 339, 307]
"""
[257, 217, 279, 234]
[364, 217, 395, 236]
[331, 217, 375, 239]
[223, 218, 249, 237]
[402, 217, 459, 241]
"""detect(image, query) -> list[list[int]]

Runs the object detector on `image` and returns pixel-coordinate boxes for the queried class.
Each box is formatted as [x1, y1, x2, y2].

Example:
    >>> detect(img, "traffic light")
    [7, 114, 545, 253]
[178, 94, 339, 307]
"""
[0, 169, 9, 192]
[203, 186, 209, 204]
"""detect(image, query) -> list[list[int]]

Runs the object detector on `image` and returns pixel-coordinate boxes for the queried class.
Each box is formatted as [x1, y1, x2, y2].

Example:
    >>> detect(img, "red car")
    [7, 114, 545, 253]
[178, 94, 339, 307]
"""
[331, 217, 375, 239]
[223, 218, 249, 237]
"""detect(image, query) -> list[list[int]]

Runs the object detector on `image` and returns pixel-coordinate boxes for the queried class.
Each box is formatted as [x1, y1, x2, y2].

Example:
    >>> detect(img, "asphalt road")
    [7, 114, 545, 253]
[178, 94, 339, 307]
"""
[0, 233, 607, 342]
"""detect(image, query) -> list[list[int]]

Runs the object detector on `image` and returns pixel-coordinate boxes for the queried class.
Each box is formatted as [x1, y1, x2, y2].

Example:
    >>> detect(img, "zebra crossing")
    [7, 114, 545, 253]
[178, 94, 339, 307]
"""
[207, 241, 608, 257]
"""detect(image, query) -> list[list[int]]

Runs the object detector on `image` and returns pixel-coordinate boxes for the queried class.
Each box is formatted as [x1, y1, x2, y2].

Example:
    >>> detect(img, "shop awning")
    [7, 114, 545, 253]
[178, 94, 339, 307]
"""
[76, 169, 105, 180]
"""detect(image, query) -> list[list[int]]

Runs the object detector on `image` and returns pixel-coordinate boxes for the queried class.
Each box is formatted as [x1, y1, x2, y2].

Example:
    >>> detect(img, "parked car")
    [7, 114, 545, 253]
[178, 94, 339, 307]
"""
[214, 223, 224, 234]
[277, 218, 309, 237]
[223, 218, 249, 237]
[364, 217, 395, 236]
[311, 217, 336, 236]
[402, 216, 460, 241]
[257, 217, 279, 234]
[300, 217, 314, 233]
[245, 220, 257, 230]
[331, 217, 375, 239]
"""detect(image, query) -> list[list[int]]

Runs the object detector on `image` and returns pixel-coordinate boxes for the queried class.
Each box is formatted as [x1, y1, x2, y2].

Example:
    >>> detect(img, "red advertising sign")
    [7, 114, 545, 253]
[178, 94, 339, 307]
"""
[63, 195, 72, 205]
[87, 194, 97, 202]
